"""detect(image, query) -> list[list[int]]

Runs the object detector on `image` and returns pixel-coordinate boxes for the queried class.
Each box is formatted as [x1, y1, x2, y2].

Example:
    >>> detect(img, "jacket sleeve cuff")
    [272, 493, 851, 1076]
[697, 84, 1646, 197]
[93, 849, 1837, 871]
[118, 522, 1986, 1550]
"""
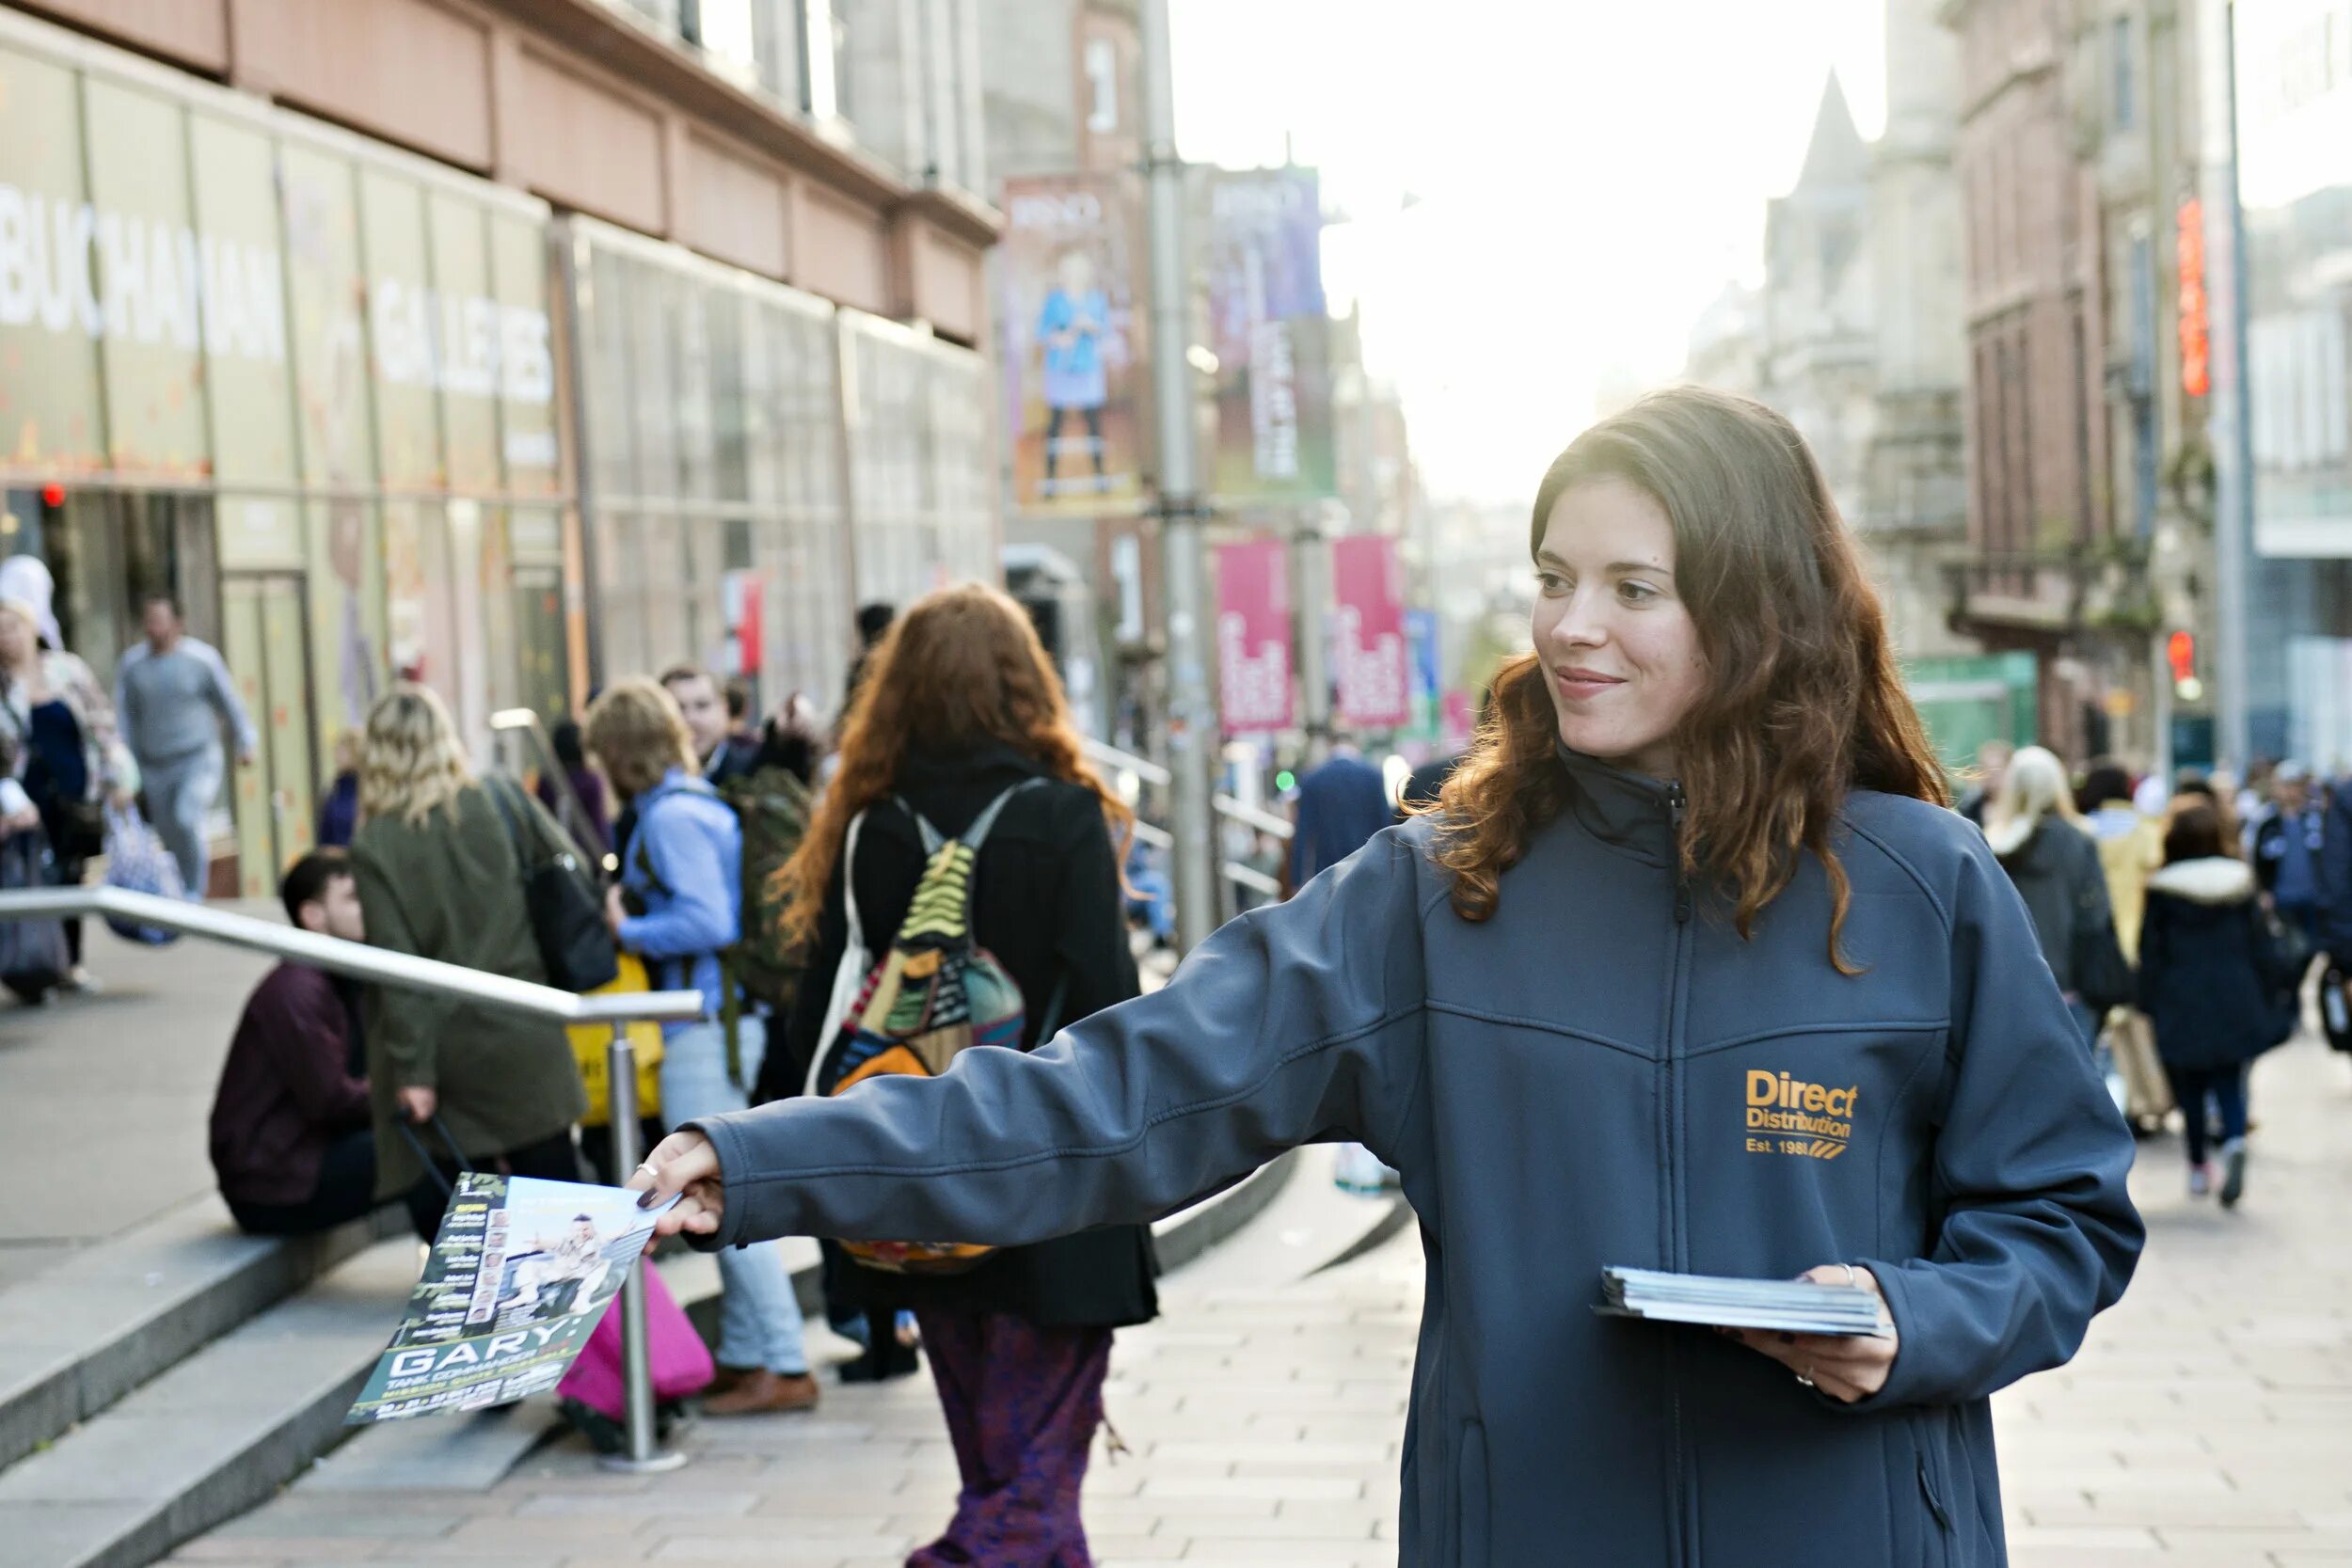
[1841, 1255, 1942, 1410]
[680, 1112, 760, 1252]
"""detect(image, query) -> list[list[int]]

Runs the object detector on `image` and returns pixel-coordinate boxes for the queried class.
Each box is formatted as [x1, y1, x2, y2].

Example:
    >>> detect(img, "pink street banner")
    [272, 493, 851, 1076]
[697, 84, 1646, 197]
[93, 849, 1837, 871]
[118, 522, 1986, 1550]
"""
[1215, 539, 1293, 735]
[1333, 535, 1409, 730]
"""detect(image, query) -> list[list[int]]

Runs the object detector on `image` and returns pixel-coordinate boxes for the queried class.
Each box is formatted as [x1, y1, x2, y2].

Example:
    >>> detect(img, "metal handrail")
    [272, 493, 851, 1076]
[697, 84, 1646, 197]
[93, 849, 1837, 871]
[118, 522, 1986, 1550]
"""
[1099, 741, 1285, 902]
[1081, 738, 1295, 842]
[0, 887, 704, 1023]
[0, 884, 698, 1473]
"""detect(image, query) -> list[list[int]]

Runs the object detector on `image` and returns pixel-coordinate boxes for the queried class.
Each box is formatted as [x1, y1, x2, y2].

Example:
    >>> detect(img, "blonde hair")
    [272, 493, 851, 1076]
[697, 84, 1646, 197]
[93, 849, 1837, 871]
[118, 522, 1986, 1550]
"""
[1989, 745, 2079, 840]
[582, 678, 696, 800]
[359, 685, 474, 827]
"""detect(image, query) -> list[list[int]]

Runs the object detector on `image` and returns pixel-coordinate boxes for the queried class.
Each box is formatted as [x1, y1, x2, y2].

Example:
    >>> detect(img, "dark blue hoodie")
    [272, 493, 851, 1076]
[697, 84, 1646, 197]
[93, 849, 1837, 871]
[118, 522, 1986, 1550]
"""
[691, 751, 2143, 1565]
[1290, 751, 1394, 888]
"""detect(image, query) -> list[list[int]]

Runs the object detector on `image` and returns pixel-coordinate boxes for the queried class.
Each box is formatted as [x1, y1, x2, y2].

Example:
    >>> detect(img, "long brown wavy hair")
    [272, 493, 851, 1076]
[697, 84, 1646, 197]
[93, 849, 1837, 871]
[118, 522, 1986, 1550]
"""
[1430, 387, 1947, 971]
[780, 582, 1136, 945]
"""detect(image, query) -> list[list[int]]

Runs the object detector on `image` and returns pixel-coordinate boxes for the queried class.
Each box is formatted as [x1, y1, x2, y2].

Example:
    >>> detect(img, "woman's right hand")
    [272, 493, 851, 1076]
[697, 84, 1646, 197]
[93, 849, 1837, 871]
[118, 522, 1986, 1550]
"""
[626, 1130, 726, 1238]
[396, 1085, 437, 1124]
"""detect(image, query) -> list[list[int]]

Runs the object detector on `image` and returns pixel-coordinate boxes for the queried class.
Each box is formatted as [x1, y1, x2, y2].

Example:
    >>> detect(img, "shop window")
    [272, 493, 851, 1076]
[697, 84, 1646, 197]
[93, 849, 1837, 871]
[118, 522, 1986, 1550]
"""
[1086, 38, 1120, 134]
[2110, 15, 2135, 132]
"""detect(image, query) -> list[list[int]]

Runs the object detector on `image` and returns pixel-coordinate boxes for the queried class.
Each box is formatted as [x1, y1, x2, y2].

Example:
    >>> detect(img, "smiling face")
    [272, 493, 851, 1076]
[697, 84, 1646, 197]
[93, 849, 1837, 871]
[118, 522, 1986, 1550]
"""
[1531, 478, 1708, 780]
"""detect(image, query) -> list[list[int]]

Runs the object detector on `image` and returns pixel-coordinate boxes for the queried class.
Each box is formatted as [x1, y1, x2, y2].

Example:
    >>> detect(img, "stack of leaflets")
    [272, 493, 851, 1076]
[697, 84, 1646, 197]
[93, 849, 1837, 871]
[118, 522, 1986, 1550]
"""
[1597, 1266, 1888, 1337]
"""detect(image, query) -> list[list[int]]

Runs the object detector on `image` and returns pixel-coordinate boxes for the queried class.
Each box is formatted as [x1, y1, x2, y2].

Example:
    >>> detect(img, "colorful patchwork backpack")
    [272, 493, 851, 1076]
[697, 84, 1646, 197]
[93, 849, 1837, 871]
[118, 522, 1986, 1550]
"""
[803, 779, 1066, 1275]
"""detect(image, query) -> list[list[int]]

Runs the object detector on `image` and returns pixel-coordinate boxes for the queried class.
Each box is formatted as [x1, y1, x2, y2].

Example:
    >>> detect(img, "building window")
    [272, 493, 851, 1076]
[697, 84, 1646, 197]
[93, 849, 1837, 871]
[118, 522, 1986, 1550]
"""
[1085, 37, 1119, 134]
[2110, 15, 2135, 131]
[798, 0, 849, 122]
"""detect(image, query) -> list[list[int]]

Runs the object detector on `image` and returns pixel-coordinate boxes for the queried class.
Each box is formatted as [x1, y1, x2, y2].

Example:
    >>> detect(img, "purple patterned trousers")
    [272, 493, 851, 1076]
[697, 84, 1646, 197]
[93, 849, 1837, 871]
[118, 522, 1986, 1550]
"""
[906, 1310, 1113, 1568]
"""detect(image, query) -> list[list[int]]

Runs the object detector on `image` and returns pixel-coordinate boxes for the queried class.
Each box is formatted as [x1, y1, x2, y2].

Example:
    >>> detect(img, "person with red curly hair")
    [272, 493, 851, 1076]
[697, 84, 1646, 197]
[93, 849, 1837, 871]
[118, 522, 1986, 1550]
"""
[755, 583, 1156, 1566]
[635, 389, 2142, 1567]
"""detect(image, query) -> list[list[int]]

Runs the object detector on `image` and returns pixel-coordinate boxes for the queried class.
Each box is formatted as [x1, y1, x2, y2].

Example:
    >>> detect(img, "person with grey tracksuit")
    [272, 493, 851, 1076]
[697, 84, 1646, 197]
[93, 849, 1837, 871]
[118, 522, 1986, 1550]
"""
[631, 388, 2143, 1566]
[113, 594, 257, 897]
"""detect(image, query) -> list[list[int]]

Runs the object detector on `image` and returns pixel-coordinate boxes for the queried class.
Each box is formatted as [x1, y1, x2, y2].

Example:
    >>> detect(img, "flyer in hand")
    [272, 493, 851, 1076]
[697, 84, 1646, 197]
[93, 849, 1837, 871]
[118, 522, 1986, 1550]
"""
[345, 1173, 667, 1424]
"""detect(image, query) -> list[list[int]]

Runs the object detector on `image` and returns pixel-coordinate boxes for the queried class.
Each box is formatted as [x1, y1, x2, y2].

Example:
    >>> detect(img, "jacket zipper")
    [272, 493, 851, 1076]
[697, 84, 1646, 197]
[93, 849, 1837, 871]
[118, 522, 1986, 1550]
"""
[1663, 780, 1693, 1563]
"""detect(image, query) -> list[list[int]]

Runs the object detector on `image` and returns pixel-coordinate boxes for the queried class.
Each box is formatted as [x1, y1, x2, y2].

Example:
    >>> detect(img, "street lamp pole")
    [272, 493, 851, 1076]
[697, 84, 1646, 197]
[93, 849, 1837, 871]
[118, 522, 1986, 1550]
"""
[1140, 0, 1218, 953]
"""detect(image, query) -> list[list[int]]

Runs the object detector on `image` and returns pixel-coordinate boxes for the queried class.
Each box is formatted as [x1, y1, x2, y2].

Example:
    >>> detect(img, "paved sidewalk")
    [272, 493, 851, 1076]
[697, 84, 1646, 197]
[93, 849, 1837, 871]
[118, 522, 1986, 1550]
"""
[167, 1036, 2351, 1568]
[1992, 1032, 2352, 1568]
[0, 914, 277, 1288]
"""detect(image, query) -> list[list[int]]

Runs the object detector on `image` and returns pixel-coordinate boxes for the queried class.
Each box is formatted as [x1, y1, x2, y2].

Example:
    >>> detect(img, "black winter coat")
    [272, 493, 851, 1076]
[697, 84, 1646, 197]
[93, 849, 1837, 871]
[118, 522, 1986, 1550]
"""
[1988, 816, 2112, 996]
[2136, 856, 2296, 1070]
[762, 742, 1158, 1329]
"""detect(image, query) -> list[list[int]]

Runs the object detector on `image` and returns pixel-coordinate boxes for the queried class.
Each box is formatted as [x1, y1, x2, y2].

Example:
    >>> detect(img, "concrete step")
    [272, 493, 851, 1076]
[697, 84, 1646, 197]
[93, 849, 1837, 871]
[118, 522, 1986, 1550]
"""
[0, 1196, 396, 1473]
[1165, 1144, 1413, 1291]
[0, 1142, 1304, 1565]
[0, 1232, 422, 1568]
[310, 1149, 1298, 1496]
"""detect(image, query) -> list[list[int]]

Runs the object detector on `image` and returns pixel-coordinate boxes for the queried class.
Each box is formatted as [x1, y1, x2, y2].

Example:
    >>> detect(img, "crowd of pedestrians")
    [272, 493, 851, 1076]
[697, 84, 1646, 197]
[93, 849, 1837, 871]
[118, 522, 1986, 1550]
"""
[18, 384, 2352, 1564]
[1973, 745, 2342, 1208]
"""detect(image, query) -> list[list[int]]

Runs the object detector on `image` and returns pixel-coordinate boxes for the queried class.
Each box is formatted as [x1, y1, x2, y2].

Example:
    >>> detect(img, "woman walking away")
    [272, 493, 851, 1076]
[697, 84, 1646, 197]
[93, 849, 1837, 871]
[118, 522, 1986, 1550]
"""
[348, 686, 588, 1240]
[636, 388, 2139, 1567]
[584, 679, 816, 1417]
[758, 584, 1157, 1565]
[1987, 746, 2128, 1048]
[2080, 760, 2170, 1132]
[2137, 802, 2298, 1207]
[0, 596, 137, 990]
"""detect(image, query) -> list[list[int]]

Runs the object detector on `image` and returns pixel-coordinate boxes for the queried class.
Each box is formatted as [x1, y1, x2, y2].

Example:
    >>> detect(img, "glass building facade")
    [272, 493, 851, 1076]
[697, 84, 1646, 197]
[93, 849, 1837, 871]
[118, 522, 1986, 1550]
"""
[0, 15, 1001, 894]
[2231, 0, 2352, 765]
[567, 218, 998, 711]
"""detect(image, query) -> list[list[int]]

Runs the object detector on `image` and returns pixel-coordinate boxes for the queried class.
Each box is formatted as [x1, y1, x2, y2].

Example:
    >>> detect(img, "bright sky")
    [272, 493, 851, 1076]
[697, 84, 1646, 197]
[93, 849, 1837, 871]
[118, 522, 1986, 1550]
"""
[1172, 0, 1886, 502]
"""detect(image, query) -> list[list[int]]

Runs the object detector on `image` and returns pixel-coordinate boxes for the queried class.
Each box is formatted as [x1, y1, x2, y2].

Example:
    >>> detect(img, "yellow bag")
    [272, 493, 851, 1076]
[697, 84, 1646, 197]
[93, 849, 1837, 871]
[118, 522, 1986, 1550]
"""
[568, 952, 665, 1127]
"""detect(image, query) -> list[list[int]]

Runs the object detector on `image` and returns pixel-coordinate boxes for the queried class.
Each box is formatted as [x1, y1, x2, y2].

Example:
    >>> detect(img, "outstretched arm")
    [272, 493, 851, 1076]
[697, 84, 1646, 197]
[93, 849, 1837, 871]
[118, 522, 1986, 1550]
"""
[632, 832, 1435, 1250]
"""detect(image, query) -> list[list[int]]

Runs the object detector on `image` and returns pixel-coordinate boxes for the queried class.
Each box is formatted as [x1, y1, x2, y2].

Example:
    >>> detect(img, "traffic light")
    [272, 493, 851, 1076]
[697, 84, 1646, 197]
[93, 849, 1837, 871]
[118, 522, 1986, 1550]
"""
[2168, 630, 2202, 703]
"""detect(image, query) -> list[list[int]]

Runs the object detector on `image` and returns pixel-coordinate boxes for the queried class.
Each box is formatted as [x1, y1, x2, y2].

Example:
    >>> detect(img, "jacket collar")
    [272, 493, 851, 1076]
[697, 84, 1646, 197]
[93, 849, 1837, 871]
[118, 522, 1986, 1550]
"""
[2147, 855, 2255, 904]
[1554, 743, 1681, 865]
[896, 741, 1051, 790]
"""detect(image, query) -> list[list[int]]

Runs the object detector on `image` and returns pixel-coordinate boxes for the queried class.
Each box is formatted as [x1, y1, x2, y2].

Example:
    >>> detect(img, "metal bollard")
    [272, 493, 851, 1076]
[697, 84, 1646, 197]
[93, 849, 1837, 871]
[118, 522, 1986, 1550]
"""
[600, 1019, 689, 1474]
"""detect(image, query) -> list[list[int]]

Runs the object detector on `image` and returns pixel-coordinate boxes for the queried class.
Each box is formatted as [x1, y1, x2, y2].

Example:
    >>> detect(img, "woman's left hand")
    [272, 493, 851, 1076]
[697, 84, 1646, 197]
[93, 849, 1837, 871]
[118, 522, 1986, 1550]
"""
[1720, 1264, 1899, 1404]
[603, 884, 628, 938]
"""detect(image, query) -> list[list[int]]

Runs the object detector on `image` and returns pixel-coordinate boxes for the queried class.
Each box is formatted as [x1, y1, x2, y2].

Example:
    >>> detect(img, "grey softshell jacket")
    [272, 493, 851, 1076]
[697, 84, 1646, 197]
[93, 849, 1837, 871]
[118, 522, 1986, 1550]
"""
[691, 752, 2144, 1566]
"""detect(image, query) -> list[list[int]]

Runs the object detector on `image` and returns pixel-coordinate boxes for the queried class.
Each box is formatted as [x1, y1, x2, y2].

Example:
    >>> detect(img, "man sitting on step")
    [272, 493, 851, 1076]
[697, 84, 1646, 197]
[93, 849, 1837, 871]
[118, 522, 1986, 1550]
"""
[208, 849, 378, 1236]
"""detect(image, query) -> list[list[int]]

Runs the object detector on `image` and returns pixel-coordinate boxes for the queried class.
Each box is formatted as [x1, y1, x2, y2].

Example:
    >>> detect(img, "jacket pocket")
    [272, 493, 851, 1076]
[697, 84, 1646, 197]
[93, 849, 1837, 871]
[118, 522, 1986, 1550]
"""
[1913, 1413, 1956, 1567]
[1454, 1419, 1489, 1568]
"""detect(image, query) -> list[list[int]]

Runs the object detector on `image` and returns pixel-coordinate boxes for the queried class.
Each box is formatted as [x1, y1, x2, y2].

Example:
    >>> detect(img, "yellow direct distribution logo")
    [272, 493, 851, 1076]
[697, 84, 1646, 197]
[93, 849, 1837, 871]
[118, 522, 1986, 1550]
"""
[1742, 1070, 1857, 1160]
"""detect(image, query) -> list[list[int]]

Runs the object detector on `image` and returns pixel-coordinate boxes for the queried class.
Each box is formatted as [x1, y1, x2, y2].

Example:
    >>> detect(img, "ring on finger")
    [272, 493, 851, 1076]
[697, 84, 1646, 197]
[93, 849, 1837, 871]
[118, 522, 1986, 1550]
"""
[1795, 1366, 1816, 1389]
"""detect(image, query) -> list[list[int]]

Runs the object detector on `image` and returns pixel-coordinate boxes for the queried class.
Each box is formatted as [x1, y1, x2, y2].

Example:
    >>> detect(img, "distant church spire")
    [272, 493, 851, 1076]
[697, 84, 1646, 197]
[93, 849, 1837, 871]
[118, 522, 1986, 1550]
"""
[1793, 71, 1869, 193]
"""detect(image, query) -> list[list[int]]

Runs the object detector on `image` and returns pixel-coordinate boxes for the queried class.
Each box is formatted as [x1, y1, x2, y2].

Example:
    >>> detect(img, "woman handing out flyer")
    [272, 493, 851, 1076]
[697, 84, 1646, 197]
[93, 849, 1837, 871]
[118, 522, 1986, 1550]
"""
[633, 388, 2142, 1566]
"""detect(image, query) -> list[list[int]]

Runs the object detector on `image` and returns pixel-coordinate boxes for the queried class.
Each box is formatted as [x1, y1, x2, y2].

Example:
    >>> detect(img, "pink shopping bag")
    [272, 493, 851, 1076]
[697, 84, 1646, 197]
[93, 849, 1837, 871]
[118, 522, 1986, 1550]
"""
[555, 1262, 714, 1421]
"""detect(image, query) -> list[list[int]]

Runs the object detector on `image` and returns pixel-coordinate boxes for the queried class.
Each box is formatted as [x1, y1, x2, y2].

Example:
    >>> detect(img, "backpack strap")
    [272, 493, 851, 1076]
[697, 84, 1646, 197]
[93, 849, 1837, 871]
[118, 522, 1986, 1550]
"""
[803, 808, 873, 1101]
[958, 779, 1046, 852]
[891, 796, 949, 858]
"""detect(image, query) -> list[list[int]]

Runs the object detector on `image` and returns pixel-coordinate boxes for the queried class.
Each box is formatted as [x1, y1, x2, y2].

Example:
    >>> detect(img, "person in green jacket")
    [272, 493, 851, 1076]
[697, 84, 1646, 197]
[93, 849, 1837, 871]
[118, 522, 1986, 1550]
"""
[348, 685, 589, 1239]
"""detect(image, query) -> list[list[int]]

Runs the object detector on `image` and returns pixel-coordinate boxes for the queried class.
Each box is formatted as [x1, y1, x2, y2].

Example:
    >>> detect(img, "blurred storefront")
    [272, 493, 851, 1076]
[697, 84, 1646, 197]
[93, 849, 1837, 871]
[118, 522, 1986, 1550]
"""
[0, 0, 1002, 894]
[0, 14, 564, 896]
[566, 218, 995, 714]
[2228, 0, 2352, 769]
